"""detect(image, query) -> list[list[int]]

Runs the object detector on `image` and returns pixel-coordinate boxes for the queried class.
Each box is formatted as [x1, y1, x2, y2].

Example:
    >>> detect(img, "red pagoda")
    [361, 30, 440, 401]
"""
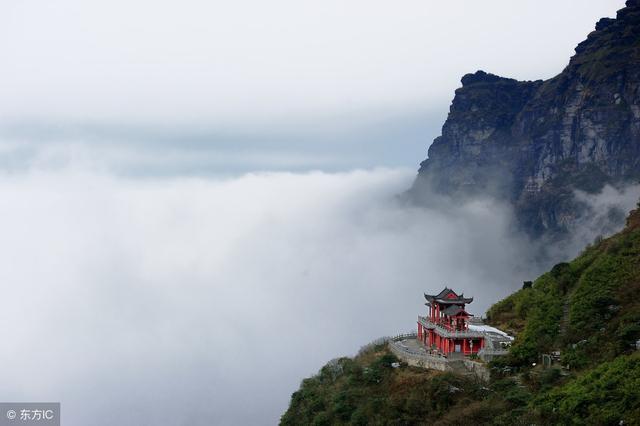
[417, 287, 485, 356]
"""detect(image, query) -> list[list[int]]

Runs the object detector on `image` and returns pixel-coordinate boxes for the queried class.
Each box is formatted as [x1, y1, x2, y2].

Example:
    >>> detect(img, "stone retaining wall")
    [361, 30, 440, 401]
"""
[388, 340, 449, 371]
[462, 359, 490, 381]
[388, 338, 490, 381]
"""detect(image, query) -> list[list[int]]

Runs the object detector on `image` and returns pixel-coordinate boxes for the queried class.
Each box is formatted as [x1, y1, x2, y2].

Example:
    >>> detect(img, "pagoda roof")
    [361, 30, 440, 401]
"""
[424, 287, 474, 305]
[441, 305, 471, 317]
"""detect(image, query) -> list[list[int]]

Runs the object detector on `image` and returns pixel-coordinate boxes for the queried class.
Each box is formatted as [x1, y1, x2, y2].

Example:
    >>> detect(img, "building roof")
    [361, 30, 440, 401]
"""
[424, 287, 474, 305]
[441, 305, 471, 317]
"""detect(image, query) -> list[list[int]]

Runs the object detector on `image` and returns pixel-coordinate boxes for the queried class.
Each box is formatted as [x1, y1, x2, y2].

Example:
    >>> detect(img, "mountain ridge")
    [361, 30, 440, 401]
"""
[408, 0, 640, 239]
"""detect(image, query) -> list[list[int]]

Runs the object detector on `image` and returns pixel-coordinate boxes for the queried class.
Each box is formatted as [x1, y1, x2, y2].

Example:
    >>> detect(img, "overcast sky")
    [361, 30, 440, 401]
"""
[0, 0, 625, 173]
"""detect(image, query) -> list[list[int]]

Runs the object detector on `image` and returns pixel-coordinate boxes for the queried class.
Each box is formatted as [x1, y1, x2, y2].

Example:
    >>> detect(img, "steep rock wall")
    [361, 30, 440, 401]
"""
[409, 0, 640, 238]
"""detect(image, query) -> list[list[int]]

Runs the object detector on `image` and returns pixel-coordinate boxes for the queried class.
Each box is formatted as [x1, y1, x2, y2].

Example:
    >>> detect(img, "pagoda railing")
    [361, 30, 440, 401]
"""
[419, 315, 463, 331]
[418, 316, 484, 339]
[391, 332, 417, 342]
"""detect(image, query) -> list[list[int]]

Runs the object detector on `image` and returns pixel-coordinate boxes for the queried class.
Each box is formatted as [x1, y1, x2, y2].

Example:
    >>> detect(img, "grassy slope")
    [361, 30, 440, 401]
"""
[280, 345, 510, 426]
[487, 207, 640, 370]
[281, 208, 640, 425]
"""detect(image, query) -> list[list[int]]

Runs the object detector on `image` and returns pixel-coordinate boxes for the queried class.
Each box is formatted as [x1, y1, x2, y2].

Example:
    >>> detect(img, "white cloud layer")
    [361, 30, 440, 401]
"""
[0, 161, 637, 424]
[0, 166, 545, 425]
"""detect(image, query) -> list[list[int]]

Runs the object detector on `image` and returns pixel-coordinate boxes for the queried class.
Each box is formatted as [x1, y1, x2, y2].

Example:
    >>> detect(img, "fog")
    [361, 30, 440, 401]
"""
[0, 151, 638, 425]
[0, 164, 540, 425]
[570, 184, 640, 248]
[0, 110, 445, 175]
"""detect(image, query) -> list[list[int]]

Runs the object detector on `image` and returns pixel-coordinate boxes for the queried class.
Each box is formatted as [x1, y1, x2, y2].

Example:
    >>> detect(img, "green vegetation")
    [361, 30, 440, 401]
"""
[488, 207, 640, 370]
[280, 344, 510, 426]
[282, 208, 640, 425]
[535, 354, 640, 425]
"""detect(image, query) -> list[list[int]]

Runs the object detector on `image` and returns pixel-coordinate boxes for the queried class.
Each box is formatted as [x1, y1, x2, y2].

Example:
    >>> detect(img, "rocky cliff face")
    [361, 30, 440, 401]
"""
[409, 0, 640, 238]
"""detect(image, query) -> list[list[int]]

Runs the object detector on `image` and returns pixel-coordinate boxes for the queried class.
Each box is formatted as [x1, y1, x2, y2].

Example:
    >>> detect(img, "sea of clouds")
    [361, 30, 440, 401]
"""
[0, 164, 531, 425]
[0, 160, 636, 425]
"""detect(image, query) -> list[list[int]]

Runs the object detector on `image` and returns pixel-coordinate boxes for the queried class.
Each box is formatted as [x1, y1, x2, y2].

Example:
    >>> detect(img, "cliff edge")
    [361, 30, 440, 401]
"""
[408, 0, 640, 238]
